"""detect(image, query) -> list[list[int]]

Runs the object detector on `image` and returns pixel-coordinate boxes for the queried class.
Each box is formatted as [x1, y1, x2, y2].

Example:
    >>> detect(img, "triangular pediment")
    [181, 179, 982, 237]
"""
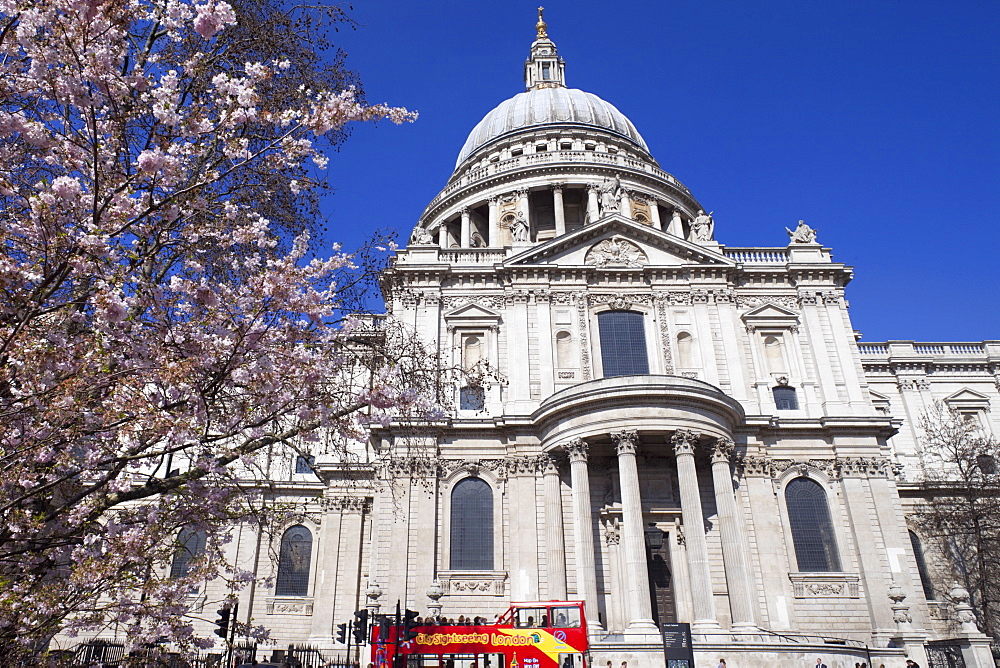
[742, 303, 800, 319]
[444, 303, 501, 321]
[741, 302, 800, 330]
[943, 388, 991, 407]
[504, 215, 735, 268]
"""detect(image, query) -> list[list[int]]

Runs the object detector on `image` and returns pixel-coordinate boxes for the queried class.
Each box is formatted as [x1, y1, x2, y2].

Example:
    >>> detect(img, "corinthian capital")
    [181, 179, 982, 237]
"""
[611, 429, 639, 456]
[671, 429, 700, 456]
[564, 437, 589, 463]
[711, 437, 735, 464]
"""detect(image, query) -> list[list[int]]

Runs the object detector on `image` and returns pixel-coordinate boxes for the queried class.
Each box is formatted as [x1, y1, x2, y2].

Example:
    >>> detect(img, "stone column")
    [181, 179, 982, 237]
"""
[542, 453, 567, 600]
[488, 196, 499, 247]
[648, 198, 662, 230]
[611, 430, 659, 635]
[517, 188, 531, 240]
[566, 438, 602, 633]
[460, 207, 471, 248]
[586, 184, 600, 223]
[671, 429, 720, 630]
[710, 437, 757, 629]
[620, 191, 632, 219]
[438, 223, 448, 248]
[667, 209, 684, 238]
[552, 184, 566, 236]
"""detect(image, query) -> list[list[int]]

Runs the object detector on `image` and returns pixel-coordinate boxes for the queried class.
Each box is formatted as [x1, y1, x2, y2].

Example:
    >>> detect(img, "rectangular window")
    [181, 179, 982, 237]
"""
[598, 311, 649, 377]
[295, 455, 315, 474]
[542, 63, 551, 79]
[773, 386, 799, 410]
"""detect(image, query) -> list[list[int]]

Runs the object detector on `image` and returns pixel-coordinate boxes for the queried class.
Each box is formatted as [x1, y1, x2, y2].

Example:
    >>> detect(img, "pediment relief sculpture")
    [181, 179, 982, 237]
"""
[584, 236, 648, 268]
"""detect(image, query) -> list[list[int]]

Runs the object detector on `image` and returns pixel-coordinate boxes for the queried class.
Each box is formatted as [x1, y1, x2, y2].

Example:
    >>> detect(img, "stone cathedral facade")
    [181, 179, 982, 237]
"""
[76, 14, 1000, 668]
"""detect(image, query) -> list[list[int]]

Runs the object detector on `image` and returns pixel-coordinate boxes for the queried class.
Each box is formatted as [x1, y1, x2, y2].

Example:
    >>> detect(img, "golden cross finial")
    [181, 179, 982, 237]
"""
[536, 6, 548, 38]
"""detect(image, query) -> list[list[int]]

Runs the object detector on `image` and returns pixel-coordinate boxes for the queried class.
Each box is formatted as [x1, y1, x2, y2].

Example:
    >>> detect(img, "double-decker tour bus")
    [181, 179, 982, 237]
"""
[372, 601, 589, 668]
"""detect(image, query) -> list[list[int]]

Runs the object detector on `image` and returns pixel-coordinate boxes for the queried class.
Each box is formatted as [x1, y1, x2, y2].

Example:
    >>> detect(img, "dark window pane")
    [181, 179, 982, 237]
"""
[460, 386, 485, 411]
[773, 386, 799, 410]
[169, 528, 206, 579]
[909, 530, 936, 600]
[785, 478, 840, 572]
[295, 455, 315, 474]
[598, 311, 649, 377]
[450, 478, 493, 570]
[276, 525, 312, 596]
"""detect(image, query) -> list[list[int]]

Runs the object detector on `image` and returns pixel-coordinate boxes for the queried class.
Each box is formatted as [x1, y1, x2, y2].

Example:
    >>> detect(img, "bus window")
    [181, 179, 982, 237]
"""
[551, 607, 581, 628]
[514, 607, 546, 628]
[558, 655, 584, 668]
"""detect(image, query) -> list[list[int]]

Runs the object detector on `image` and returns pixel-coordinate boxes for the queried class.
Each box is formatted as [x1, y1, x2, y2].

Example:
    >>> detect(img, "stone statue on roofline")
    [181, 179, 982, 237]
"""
[786, 219, 818, 244]
[410, 224, 433, 245]
[510, 211, 529, 242]
[599, 175, 622, 214]
[689, 209, 714, 242]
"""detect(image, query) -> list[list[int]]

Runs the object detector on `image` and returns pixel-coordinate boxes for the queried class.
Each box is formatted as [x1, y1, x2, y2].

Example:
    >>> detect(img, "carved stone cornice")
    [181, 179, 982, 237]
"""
[589, 293, 652, 309]
[670, 430, 699, 456]
[736, 295, 799, 310]
[739, 456, 772, 477]
[611, 429, 639, 456]
[733, 455, 898, 480]
[564, 437, 589, 463]
[321, 496, 372, 514]
[504, 455, 540, 477]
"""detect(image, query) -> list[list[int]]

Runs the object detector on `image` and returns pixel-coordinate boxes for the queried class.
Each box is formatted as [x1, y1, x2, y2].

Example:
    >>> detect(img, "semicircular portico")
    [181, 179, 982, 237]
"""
[532, 374, 745, 450]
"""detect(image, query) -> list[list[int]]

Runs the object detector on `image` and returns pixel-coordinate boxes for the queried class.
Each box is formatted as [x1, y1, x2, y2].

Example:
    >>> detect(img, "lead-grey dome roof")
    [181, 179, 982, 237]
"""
[455, 87, 649, 167]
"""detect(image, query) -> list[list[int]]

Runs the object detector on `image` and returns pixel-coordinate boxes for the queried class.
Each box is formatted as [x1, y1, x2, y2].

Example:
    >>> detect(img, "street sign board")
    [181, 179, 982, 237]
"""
[660, 623, 694, 668]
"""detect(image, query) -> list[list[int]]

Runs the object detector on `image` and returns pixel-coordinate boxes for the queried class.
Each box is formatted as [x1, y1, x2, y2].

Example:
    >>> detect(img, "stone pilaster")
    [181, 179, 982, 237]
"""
[710, 437, 757, 629]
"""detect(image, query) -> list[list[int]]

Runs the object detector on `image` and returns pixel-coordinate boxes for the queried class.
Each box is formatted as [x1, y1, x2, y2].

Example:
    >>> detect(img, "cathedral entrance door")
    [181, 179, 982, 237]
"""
[645, 532, 676, 627]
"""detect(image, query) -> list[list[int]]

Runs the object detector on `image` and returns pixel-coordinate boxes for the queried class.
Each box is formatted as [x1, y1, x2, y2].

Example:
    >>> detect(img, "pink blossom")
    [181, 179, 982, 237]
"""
[193, 0, 236, 39]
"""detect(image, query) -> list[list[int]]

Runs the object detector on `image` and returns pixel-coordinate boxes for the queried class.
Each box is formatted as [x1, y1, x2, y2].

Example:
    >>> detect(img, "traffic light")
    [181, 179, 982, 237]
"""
[336, 622, 349, 644]
[353, 609, 369, 644]
[214, 607, 231, 639]
[378, 615, 390, 641]
[402, 608, 419, 641]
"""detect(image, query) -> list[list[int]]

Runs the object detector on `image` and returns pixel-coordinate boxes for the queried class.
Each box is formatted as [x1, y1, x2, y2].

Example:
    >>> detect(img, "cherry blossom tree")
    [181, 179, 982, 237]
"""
[0, 0, 432, 659]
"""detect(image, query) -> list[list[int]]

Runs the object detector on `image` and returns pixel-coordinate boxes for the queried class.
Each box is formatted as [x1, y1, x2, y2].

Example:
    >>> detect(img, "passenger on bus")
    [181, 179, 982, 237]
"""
[540, 615, 548, 627]
[555, 614, 567, 627]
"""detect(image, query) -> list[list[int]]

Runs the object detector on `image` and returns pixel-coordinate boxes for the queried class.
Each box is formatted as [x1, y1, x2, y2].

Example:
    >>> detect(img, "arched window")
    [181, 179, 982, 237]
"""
[773, 386, 799, 410]
[275, 525, 312, 596]
[677, 332, 694, 368]
[169, 528, 206, 579]
[598, 311, 649, 377]
[785, 478, 841, 572]
[450, 478, 493, 570]
[909, 530, 936, 600]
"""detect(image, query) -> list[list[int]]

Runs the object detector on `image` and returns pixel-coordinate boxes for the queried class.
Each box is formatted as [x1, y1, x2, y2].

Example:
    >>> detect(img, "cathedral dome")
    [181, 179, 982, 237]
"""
[455, 87, 649, 167]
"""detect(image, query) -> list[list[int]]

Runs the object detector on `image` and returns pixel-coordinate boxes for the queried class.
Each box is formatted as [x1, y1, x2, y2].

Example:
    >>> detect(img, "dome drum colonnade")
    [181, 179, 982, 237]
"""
[411, 12, 705, 251]
[534, 375, 757, 637]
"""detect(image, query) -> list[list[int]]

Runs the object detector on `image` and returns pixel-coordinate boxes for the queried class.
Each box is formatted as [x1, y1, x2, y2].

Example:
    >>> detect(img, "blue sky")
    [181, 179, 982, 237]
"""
[322, 0, 999, 343]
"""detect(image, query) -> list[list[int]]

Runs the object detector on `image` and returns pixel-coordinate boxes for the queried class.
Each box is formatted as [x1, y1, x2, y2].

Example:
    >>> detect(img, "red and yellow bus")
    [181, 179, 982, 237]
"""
[372, 601, 589, 668]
